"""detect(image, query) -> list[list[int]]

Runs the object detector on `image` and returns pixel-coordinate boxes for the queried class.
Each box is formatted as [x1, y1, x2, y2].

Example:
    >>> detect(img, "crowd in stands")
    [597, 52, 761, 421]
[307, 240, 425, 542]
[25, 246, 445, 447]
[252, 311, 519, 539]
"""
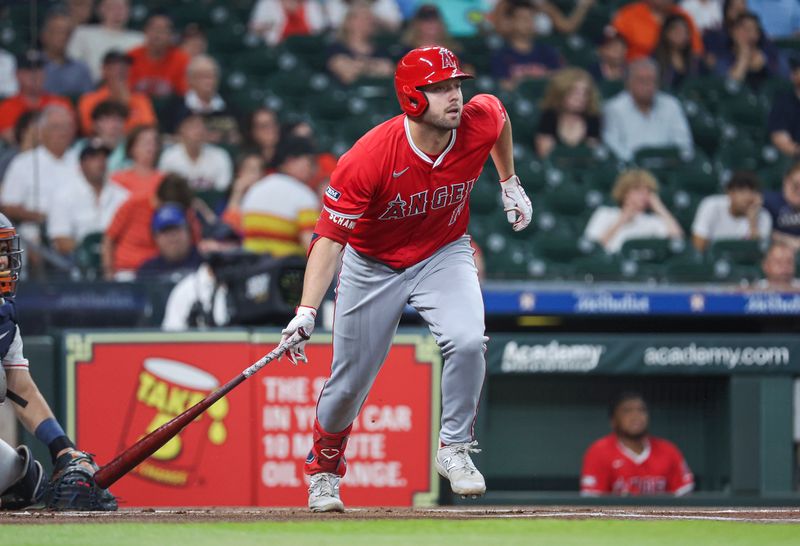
[1, 0, 800, 294]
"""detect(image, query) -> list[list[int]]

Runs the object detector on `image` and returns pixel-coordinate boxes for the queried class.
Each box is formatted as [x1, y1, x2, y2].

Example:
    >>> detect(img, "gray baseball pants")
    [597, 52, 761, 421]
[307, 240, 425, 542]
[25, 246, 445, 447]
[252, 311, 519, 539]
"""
[316, 235, 487, 445]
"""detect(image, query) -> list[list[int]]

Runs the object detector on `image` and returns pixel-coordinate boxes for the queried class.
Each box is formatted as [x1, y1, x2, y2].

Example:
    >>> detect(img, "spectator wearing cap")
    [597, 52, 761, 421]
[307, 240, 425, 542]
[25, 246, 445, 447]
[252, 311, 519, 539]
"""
[755, 242, 800, 291]
[158, 113, 233, 192]
[691, 171, 771, 252]
[769, 55, 800, 159]
[78, 50, 156, 135]
[137, 203, 203, 278]
[127, 11, 191, 98]
[67, 0, 144, 81]
[166, 55, 240, 146]
[48, 139, 130, 257]
[401, 4, 462, 53]
[326, 0, 402, 32]
[110, 124, 164, 196]
[161, 224, 242, 331]
[40, 8, 94, 97]
[249, 0, 328, 46]
[602, 58, 694, 161]
[103, 173, 201, 279]
[589, 28, 628, 83]
[240, 136, 319, 257]
[612, 0, 703, 60]
[763, 162, 800, 251]
[490, 0, 563, 91]
[0, 50, 73, 142]
[0, 47, 16, 98]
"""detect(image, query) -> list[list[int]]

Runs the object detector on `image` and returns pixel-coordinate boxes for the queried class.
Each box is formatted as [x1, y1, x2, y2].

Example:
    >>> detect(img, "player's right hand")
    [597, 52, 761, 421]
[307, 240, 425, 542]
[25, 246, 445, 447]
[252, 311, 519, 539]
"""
[280, 305, 316, 365]
[500, 175, 533, 231]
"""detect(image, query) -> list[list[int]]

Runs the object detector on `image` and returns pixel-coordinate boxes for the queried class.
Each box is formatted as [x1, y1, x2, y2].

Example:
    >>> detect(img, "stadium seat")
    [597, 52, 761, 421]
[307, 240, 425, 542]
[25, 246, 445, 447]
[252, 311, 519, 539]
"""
[571, 255, 624, 282]
[708, 239, 764, 266]
[484, 244, 530, 279]
[75, 232, 103, 278]
[619, 238, 675, 264]
[683, 100, 720, 157]
[633, 146, 685, 171]
[282, 35, 334, 72]
[530, 235, 599, 264]
[539, 183, 588, 217]
[666, 162, 720, 195]
[470, 176, 502, 215]
[547, 143, 597, 171]
[598, 80, 624, 99]
[715, 137, 760, 171]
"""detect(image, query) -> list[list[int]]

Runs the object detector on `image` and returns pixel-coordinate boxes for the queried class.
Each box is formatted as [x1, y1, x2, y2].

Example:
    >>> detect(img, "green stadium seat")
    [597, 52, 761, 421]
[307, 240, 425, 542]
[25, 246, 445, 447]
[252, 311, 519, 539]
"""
[484, 245, 530, 279]
[716, 138, 760, 171]
[683, 100, 720, 157]
[619, 238, 674, 264]
[75, 232, 103, 277]
[633, 146, 684, 171]
[717, 93, 768, 136]
[547, 143, 597, 171]
[540, 183, 588, 217]
[517, 79, 549, 102]
[665, 162, 720, 195]
[598, 79, 624, 99]
[531, 235, 599, 264]
[470, 177, 501, 215]
[708, 239, 764, 266]
[571, 255, 624, 282]
[282, 34, 333, 72]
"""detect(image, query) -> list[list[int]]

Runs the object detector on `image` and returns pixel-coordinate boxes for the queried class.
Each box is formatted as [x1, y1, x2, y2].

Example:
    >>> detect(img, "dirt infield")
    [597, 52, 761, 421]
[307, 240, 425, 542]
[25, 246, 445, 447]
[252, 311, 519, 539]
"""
[3, 506, 800, 525]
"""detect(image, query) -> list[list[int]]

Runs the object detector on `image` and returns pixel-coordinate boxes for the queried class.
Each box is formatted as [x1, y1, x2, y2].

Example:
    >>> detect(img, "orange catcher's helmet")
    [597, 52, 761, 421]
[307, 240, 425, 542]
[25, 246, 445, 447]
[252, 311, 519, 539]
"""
[0, 213, 22, 298]
[394, 46, 473, 117]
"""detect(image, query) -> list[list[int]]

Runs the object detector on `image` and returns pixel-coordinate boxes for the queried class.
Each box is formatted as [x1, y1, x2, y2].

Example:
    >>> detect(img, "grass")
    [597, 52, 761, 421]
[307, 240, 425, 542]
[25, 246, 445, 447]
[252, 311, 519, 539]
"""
[5, 519, 800, 546]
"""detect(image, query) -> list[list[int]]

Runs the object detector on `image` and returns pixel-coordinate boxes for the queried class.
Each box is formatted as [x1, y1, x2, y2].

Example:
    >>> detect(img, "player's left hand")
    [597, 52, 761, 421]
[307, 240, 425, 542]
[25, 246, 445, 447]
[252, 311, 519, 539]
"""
[500, 175, 533, 231]
[280, 305, 316, 365]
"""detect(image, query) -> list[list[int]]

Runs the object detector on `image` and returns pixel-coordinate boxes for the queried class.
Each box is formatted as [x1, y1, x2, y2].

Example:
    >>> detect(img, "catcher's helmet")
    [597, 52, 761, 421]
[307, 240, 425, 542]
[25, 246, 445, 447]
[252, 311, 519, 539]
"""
[395, 46, 473, 117]
[0, 213, 22, 298]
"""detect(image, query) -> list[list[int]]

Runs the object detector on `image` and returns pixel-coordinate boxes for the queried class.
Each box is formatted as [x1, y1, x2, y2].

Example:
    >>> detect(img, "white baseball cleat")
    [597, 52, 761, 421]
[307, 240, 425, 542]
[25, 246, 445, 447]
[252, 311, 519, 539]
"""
[308, 472, 345, 512]
[435, 441, 486, 497]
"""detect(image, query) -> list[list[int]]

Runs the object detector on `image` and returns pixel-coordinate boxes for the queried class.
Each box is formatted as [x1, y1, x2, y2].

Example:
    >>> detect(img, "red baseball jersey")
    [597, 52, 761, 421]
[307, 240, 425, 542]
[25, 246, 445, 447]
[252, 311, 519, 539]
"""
[580, 434, 694, 496]
[313, 94, 507, 268]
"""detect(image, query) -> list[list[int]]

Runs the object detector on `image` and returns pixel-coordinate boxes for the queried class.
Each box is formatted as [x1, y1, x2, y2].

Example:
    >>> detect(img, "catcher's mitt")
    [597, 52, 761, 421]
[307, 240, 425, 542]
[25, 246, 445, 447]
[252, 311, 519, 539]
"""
[44, 450, 117, 511]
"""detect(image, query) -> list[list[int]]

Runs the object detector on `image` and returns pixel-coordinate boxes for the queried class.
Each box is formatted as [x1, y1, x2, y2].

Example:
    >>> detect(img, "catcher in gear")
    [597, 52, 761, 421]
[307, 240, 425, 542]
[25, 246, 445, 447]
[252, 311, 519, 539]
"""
[0, 213, 116, 511]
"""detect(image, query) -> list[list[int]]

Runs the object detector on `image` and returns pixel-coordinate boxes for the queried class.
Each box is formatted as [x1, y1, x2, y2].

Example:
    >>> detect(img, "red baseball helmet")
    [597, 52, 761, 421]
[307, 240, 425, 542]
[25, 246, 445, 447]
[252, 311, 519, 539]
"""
[395, 46, 473, 117]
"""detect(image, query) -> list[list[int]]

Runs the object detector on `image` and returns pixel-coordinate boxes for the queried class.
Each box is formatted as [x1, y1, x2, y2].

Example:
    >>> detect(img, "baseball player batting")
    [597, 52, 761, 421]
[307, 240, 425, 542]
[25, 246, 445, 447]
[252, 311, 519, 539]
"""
[281, 46, 533, 512]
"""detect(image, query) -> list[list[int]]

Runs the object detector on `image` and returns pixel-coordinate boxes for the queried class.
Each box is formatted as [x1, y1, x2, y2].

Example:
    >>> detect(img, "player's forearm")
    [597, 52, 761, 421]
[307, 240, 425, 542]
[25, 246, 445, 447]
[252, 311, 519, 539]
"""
[490, 117, 515, 181]
[299, 236, 344, 310]
[6, 369, 57, 433]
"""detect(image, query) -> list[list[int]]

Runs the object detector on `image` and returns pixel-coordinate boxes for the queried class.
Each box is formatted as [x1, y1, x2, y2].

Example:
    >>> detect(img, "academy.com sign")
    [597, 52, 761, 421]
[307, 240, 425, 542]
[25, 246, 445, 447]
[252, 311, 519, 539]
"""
[489, 334, 800, 375]
[500, 340, 605, 373]
[643, 344, 791, 370]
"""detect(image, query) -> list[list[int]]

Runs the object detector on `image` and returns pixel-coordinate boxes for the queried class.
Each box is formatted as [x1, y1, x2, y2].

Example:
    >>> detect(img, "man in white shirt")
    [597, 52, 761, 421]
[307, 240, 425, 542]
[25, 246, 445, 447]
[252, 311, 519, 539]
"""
[158, 113, 232, 192]
[602, 58, 694, 161]
[692, 171, 772, 252]
[0, 48, 18, 98]
[325, 0, 402, 31]
[1, 104, 79, 247]
[47, 139, 129, 257]
[249, 0, 328, 46]
[67, 0, 144, 81]
[680, 0, 722, 32]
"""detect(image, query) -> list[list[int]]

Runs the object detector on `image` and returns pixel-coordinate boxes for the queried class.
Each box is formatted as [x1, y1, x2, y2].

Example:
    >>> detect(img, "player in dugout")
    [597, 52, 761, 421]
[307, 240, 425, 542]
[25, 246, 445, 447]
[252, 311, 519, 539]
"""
[280, 46, 533, 512]
[580, 391, 695, 496]
[0, 213, 116, 510]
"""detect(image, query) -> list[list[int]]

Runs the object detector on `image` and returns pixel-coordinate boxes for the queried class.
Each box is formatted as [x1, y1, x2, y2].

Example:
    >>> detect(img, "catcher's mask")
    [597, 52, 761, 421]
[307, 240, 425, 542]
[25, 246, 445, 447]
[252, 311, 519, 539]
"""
[0, 213, 22, 298]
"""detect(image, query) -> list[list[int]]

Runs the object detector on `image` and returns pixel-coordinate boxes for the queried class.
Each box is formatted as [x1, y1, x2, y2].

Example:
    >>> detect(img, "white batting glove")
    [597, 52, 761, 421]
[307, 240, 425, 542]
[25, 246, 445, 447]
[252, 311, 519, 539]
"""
[500, 175, 533, 232]
[280, 305, 316, 365]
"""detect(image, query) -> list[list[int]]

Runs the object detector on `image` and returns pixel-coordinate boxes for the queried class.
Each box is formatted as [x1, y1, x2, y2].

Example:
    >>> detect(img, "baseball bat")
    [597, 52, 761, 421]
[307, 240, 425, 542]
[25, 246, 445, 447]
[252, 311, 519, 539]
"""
[94, 342, 292, 489]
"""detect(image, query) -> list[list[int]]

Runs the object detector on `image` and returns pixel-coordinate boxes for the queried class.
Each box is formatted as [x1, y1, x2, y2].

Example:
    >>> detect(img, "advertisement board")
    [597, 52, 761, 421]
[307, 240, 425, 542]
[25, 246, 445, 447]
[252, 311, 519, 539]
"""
[64, 331, 440, 507]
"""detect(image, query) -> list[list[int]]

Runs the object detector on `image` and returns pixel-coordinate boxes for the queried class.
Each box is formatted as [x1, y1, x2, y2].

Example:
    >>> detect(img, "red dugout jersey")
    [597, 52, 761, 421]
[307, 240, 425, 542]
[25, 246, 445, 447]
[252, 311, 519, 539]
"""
[580, 434, 694, 496]
[313, 94, 507, 269]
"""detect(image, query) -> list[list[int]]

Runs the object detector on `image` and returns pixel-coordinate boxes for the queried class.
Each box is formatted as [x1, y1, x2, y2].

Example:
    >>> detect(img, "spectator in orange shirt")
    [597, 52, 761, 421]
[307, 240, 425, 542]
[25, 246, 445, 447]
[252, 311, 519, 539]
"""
[78, 50, 157, 135]
[0, 50, 72, 142]
[613, 0, 703, 60]
[110, 124, 164, 196]
[102, 173, 199, 279]
[127, 11, 190, 98]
